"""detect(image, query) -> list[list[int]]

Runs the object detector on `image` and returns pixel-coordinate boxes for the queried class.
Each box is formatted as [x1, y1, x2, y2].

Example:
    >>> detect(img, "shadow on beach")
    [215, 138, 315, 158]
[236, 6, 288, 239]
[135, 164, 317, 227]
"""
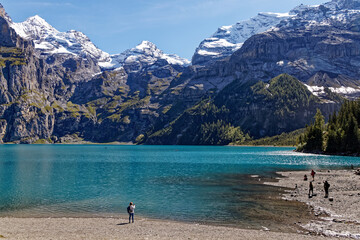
[117, 222, 129, 226]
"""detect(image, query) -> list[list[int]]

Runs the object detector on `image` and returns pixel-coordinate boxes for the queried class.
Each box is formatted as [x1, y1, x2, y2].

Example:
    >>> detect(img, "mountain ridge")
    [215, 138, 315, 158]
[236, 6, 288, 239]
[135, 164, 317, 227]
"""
[9, 14, 190, 71]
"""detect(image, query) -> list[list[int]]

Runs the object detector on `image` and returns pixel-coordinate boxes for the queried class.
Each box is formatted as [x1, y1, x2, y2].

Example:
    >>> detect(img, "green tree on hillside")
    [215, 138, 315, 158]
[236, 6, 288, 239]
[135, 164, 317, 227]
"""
[298, 100, 360, 155]
[298, 109, 325, 152]
[199, 120, 249, 145]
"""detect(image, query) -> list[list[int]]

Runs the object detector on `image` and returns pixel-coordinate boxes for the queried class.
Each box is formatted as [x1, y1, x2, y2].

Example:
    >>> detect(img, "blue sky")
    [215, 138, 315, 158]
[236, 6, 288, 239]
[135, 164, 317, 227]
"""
[2, 0, 326, 59]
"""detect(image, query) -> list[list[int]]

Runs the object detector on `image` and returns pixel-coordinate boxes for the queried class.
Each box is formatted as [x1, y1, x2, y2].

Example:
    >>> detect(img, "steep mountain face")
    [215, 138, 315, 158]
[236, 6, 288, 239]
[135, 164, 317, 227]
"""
[191, 0, 360, 81]
[228, 1, 360, 99]
[0, 5, 189, 144]
[0, 6, 104, 144]
[192, 12, 293, 65]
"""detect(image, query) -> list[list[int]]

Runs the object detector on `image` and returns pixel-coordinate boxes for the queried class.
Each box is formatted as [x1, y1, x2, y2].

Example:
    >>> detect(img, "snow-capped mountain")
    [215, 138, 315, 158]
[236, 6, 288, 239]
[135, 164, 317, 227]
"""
[192, 12, 294, 65]
[192, 0, 360, 66]
[11, 15, 111, 63]
[269, 0, 360, 97]
[10, 15, 189, 71]
[275, 0, 360, 30]
[102, 40, 190, 71]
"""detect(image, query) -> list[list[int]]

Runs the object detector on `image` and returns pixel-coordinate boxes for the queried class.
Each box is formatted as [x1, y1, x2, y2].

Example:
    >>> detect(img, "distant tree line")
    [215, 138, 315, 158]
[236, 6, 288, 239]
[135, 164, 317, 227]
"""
[239, 128, 304, 146]
[297, 100, 360, 155]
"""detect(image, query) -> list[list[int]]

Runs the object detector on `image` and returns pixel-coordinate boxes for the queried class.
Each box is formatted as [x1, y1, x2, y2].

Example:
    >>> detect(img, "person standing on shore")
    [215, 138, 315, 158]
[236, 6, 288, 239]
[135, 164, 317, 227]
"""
[311, 170, 316, 180]
[308, 181, 314, 197]
[324, 181, 330, 198]
[127, 202, 135, 223]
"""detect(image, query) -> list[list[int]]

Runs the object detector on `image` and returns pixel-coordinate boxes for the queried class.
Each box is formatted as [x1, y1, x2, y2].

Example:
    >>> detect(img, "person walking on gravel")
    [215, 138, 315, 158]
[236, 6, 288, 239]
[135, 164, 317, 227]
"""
[311, 169, 316, 180]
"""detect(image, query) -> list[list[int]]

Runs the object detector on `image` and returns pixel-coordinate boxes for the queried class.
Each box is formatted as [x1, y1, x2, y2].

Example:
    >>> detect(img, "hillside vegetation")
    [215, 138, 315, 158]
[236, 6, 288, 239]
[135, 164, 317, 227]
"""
[145, 74, 332, 145]
[297, 100, 360, 155]
[239, 129, 305, 146]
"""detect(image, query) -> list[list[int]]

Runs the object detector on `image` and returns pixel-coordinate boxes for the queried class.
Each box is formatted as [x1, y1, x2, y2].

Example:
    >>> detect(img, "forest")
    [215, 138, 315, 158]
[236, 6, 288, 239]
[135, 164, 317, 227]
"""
[297, 100, 360, 155]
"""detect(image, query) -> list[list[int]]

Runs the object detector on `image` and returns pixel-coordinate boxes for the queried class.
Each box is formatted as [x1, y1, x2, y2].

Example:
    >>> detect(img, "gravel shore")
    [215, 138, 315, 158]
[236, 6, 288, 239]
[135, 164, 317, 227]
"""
[0, 217, 336, 240]
[265, 169, 360, 239]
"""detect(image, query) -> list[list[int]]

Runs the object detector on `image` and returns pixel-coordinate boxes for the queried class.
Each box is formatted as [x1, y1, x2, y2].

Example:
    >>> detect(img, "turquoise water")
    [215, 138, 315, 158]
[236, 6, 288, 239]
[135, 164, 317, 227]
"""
[1, 145, 360, 228]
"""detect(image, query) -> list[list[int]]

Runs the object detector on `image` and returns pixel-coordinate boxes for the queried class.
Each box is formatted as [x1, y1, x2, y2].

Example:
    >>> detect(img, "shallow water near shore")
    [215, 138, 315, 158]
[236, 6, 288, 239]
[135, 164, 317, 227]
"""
[1, 145, 360, 231]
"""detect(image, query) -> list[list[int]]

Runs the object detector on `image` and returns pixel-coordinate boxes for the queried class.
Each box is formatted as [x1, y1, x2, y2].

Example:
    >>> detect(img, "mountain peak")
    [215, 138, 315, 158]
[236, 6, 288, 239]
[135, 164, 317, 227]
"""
[131, 40, 162, 58]
[0, 3, 12, 22]
[0, 3, 5, 13]
[10, 15, 110, 61]
[135, 41, 159, 53]
[102, 40, 189, 70]
[27, 15, 45, 22]
[24, 15, 56, 31]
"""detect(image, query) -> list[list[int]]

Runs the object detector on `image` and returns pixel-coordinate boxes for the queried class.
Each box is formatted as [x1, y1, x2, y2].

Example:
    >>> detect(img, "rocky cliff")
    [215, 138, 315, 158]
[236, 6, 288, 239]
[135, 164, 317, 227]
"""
[0, 5, 188, 143]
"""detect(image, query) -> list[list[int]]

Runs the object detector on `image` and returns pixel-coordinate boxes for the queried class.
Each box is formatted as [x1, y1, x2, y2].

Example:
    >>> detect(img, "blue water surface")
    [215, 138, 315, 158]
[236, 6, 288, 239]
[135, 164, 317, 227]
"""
[0, 145, 359, 225]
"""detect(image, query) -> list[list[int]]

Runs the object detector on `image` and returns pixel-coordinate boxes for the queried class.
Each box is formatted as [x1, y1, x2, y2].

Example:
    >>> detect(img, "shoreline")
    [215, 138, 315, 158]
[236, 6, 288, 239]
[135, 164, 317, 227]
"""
[0, 216, 337, 240]
[265, 169, 360, 239]
[296, 149, 360, 157]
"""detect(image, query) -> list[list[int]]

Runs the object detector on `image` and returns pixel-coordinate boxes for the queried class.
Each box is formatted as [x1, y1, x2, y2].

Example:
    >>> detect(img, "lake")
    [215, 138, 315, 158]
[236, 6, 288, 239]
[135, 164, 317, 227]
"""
[1, 145, 359, 230]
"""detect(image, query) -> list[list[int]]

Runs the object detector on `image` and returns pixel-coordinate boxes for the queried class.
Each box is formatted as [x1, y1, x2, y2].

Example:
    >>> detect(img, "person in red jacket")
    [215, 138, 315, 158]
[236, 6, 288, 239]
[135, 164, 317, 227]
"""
[311, 169, 316, 180]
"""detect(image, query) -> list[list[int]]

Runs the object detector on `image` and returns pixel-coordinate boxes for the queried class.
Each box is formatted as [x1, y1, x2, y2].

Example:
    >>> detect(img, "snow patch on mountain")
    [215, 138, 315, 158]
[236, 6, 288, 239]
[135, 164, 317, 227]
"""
[10, 16, 189, 70]
[304, 84, 360, 99]
[192, 12, 294, 65]
[276, 0, 360, 31]
[101, 41, 190, 71]
[11, 15, 111, 63]
[192, 0, 360, 66]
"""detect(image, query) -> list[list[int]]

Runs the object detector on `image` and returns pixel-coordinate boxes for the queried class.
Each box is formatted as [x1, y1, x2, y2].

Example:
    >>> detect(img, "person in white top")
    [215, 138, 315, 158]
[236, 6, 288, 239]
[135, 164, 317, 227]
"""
[128, 202, 135, 223]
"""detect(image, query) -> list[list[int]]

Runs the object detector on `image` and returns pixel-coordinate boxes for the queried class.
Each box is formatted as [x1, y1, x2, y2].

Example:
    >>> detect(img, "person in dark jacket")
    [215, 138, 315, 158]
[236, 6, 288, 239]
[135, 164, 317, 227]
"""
[324, 181, 330, 198]
[308, 181, 314, 197]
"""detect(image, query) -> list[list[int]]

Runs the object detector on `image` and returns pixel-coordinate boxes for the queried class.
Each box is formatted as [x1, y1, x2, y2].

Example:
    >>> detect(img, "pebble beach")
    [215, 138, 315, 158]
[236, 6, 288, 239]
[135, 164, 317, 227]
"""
[265, 169, 360, 239]
[0, 217, 337, 240]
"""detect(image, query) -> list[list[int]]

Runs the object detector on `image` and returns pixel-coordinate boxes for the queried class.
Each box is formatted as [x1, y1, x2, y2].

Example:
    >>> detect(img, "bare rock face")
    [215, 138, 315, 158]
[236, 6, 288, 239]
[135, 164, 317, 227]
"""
[231, 28, 360, 80]
[2, 104, 55, 143]
[0, 17, 17, 47]
[0, 119, 6, 143]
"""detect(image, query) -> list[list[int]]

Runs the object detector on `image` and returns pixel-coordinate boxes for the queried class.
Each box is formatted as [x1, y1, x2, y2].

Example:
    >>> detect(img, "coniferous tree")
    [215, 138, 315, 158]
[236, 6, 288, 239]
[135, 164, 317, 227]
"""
[299, 100, 360, 155]
[343, 114, 359, 152]
[300, 109, 325, 152]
